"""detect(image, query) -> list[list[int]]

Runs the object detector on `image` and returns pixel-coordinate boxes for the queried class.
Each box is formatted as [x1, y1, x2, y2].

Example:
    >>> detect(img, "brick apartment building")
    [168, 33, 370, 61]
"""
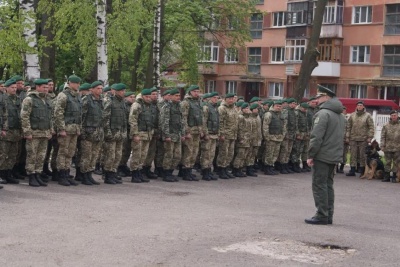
[198, 0, 400, 103]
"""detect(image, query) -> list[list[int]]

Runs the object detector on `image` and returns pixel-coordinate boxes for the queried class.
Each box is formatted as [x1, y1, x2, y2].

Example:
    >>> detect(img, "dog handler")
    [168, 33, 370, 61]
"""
[305, 85, 346, 225]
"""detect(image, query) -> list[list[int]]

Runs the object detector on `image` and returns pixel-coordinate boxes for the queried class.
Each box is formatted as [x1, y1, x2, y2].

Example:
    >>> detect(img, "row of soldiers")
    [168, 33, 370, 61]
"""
[0, 75, 318, 188]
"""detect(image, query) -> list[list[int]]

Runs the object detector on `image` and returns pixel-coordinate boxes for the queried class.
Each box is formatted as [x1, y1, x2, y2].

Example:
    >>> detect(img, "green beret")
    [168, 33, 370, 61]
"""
[150, 86, 158, 92]
[262, 100, 270, 105]
[235, 101, 243, 107]
[91, 81, 103, 88]
[250, 103, 259, 110]
[202, 93, 210, 99]
[308, 96, 316, 101]
[11, 75, 23, 82]
[208, 92, 218, 98]
[162, 89, 171, 96]
[124, 91, 135, 97]
[5, 79, 16, 87]
[249, 97, 261, 103]
[237, 96, 244, 101]
[0, 80, 4, 84]
[103, 86, 110, 92]
[225, 93, 236, 98]
[68, 75, 81, 83]
[282, 98, 288, 103]
[186, 85, 199, 93]
[24, 82, 30, 86]
[111, 83, 127, 91]
[287, 98, 296, 104]
[33, 79, 48, 86]
[241, 102, 249, 109]
[274, 100, 283, 105]
[316, 84, 336, 98]
[300, 102, 310, 108]
[169, 88, 180, 95]
[58, 84, 64, 92]
[79, 83, 91, 91]
[141, 88, 152, 95]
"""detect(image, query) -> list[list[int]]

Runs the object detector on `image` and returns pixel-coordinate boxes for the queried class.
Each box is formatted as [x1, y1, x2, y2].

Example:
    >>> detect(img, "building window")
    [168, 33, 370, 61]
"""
[248, 47, 261, 74]
[257, 0, 264, 4]
[225, 48, 238, 63]
[285, 39, 306, 62]
[352, 6, 372, 24]
[318, 39, 341, 62]
[319, 83, 337, 95]
[350, 85, 367, 98]
[205, 80, 216, 93]
[287, 1, 310, 25]
[351, 46, 370, 63]
[383, 45, 400, 77]
[250, 13, 263, 39]
[385, 4, 400, 35]
[268, 82, 284, 98]
[321, 1, 343, 24]
[273, 12, 286, 27]
[271, 47, 284, 63]
[226, 81, 237, 94]
[200, 41, 219, 62]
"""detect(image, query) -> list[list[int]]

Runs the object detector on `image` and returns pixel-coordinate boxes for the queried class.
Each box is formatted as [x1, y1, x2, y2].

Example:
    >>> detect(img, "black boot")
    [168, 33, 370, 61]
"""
[81, 172, 93, 185]
[391, 173, 398, 183]
[104, 171, 116, 184]
[169, 169, 179, 182]
[39, 172, 49, 183]
[58, 170, 71, 186]
[292, 163, 302, 173]
[43, 162, 53, 176]
[285, 163, 294, 174]
[74, 167, 83, 181]
[11, 165, 25, 180]
[110, 172, 122, 184]
[219, 167, 228, 179]
[28, 173, 40, 187]
[182, 168, 192, 181]
[131, 170, 142, 183]
[5, 169, 19, 184]
[87, 172, 100, 185]
[188, 168, 198, 180]
[233, 168, 245, 177]
[280, 164, 289, 174]
[209, 168, 218, 180]
[246, 166, 257, 177]
[202, 169, 211, 181]
[346, 166, 356, 176]
[138, 169, 150, 183]
[226, 168, 235, 179]
[162, 169, 175, 182]
[155, 167, 164, 178]
[358, 167, 365, 178]
[51, 169, 59, 181]
[117, 165, 128, 177]
[178, 165, 184, 177]
[382, 172, 391, 182]
[94, 163, 103, 175]
[143, 166, 157, 179]
[356, 163, 361, 173]
[264, 165, 275, 175]
[337, 163, 345, 173]
[35, 173, 48, 186]
[0, 170, 7, 184]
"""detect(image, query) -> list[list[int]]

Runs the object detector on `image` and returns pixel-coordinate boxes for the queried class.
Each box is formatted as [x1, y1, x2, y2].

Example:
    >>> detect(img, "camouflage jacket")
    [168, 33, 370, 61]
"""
[202, 102, 219, 138]
[250, 112, 262, 146]
[346, 110, 374, 141]
[21, 91, 53, 138]
[81, 94, 104, 142]
[262, 110, 286, 142]
[54, 87, 81, 135]
[380, 120, 400, 152]
[1, 94, 22, 141]
[180, 95, 204, 135]
[129, 97, 154, 140]
[218, 101, 238, 140]
[295, 108, 310, 140]
[103, 94, 127, 142]
[160, 101, 185, 142]
[0, 91, 8, 131]
[236, 112, 252, 148]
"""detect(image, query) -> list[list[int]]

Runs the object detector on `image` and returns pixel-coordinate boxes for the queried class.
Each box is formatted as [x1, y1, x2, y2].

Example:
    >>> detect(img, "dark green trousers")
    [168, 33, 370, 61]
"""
[312, 160, 335, 220]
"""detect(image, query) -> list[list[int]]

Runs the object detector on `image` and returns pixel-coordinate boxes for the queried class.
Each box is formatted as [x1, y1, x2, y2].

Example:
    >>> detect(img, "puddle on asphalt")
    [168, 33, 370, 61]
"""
[213, 238, 356, 265]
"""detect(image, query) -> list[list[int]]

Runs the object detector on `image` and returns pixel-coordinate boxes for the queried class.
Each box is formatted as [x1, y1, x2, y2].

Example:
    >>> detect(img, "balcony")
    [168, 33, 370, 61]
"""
[320, 24, 343, 38]
[312, 62, 340, 77]
[198, 63, 219, 75]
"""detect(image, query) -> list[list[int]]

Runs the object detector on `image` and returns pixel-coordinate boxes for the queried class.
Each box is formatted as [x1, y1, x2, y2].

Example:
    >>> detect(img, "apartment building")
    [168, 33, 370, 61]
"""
[199, 0, 400, 103]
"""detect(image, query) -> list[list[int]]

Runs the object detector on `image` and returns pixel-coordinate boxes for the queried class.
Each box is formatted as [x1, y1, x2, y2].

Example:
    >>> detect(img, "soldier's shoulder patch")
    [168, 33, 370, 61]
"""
[314, 117, 320, 124]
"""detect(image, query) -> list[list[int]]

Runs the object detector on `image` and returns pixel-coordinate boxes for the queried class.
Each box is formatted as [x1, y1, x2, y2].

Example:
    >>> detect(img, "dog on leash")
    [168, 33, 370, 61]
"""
[360, 140, 384, 180]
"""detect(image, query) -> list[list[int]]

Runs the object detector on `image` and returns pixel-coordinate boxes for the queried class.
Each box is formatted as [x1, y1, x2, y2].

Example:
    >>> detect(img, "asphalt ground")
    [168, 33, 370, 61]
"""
[0, 168, 399, 266]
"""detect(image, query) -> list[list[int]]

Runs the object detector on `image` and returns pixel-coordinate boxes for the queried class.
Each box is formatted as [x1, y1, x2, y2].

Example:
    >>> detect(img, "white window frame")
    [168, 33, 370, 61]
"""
[226, 81, 237, 94]
[248, 47, 261, 74]
[350, 85, 367, 98]
[352, 6, 372, 24]
[285, 39, 306, 62]
[205, 80, 216, 93]
[351, 46, 370, 63]
[250, 13, 263, 39]
[272, 12, 286, 27]
[271, 47, 284, 63]
[225, 48, 238, 63]
[200, 41, 219, 63]
[268, 82, 284, 98]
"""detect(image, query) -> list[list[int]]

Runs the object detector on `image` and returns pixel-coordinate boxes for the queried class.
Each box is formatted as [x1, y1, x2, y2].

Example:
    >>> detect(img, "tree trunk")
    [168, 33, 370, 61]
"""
[152, 0, 162, 89]
[109, 56, 122, 84]
[96, 0, 108, 84]
[39, 4, 56, 80]
[131, 32, 144, 91]
[20, 0, 40, 81]
[292, 0, 329, 101]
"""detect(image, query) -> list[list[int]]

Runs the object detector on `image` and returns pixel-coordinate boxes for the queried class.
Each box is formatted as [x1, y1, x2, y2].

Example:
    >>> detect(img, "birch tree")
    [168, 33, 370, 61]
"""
[96, 0, 108, 85]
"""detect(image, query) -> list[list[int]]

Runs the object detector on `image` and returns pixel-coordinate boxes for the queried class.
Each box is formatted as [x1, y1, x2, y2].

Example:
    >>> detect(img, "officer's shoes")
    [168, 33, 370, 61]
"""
[28, 174, 40, 187]
[35, 174, 48, 187]
[304, 217, 328, 225]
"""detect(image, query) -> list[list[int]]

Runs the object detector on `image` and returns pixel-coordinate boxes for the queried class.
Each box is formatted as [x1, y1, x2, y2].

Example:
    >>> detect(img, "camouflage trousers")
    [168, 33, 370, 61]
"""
[17, 139, 26, 166]
[291, 139, 307, 163]
[181, 134, 200, 168]
[257, 141, 265, 161]
[349, 140, 367, 167]
[278, 138, 295, 164]
[263, 140, 281, 166]
[154, 139, 164, 168]
[383, 151, 400, 173]
[342, 143, 349, 164]
[75, 138, 82, 168]
[301, 139, 309, 161]
[130, 138, 150, 170]
[163, 140, 181, 170]
[26, 138, 48, 174]
[49, 137, 59, 171]
[119, 137, 131, 167]
[0, 140, 20, 170]
[246, 146, 259, 166]
[144, 136, 157, 167]
[232, 146, 250, 168]
[80, 139, 102, 173]
[217, 139, 235, 168]
[103, 139, 124, 172]
[200, 137, 217, 169]
[57, 134, 78, 171]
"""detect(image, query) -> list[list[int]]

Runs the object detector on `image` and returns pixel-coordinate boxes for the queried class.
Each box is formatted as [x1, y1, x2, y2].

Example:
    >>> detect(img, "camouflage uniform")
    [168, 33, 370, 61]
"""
[380, 119, 400, 173]
[119, 101, 133, 170]
[292, 108, 310, 166]
[246, 112, 262, 168]
[263, 110, 286, 169]
[232, 112, 251, 169]
[43, 92, 57, 173]
[143, 101, 159, 171]
[278, 106, 297, 167]
[154, 99, 168, 169]
[217, 101, 238, 168]
[346, 110, 374, 168]
[200, 101, 219, 170]
[0, 90, 8, 175]
[54, 87, 82, 172]
[160, 101, 185, 171]
[21, 91, 53, 175]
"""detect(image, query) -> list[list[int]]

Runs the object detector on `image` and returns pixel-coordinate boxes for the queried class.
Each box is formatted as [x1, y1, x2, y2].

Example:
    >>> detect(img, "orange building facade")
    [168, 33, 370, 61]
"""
[199, 0, 400, 103]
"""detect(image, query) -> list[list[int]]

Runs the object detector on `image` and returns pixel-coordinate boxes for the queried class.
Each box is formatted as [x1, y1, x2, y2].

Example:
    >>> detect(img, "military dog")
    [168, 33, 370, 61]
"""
[360, 140, 384, 180]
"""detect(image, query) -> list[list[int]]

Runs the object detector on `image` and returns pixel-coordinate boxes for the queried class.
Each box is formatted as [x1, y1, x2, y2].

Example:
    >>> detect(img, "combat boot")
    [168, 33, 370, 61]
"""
[303, 161, 311, 172]
[131, 170, 142, 183]
[38, 172, 49, 183]
[94, 163, 103, 175]
[358, 167, 365, 178]
[0, 170, 7, 184]
[391, 173, 398, 183]
[338, 163, 345, 173]
[346, 166, 356, 176]
[5, 169, 19, 184]
[74, 167, 83, 181]
[270, 166, 279, 175]
[104, 171, 116, 184]
[356, 163, 361, 173]
[286, 164, 294, 173]
[43, 162, 53, 176]
[87, 172, 100, 185]
[110, 172, 123, 184]
[292, 163, 302, 173]
[237, 168, 246, 177]
[155, 167, 164, 178]
[182, 168, 192, 181]
[382, 172, 391, 182]
[226, 168, 235, 179]
[51, 169, 59, 181]
[162, 169, 176, 182]
[218, 168, 228, 179]
[264, 166, 275, 175]
[208, 168, 218, 180]
[143, 166, 157, 179]
[246, 166, 257, 177]
[12, 165, 25, 180]
[58, 170, 71, 186]
[280, 164, 289, 174]
[28, 173, 40, 187]
[168, 169, 179, 182]
[81, 172, 93, 185]
[202, 169, 211, 181]
[178, 165, 184, 177]
[138, 169, 150, 183]
[35, 173, 48, 187]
